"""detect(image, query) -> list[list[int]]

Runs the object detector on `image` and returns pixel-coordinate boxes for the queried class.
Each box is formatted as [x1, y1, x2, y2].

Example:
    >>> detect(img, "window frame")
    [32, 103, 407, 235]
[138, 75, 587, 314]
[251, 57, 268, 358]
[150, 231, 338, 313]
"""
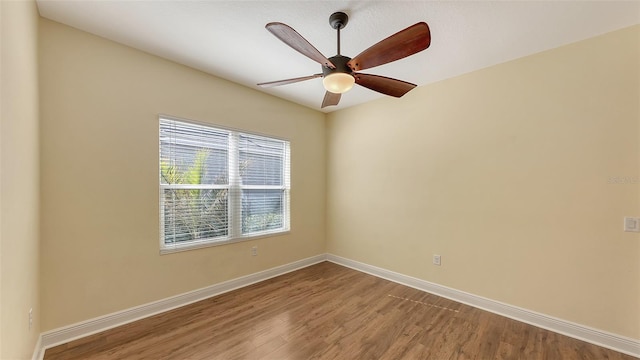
[159, 115, 290, 254]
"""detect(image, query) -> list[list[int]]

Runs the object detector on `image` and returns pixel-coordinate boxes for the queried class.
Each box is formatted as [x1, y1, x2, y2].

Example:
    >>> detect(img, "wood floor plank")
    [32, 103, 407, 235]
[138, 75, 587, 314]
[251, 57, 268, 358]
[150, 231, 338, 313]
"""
[44, 262, 637, 360]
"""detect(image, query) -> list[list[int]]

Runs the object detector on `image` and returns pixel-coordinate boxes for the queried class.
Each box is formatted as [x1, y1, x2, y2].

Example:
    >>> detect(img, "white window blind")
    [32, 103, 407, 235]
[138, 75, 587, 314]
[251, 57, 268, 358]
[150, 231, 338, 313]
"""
[159, 117, 290, 252]
[239, 134, 290, 235]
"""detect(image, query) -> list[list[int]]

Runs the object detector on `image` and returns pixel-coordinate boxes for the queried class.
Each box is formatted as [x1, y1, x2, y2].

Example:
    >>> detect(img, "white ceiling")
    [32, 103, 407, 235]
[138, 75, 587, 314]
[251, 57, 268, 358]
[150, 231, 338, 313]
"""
[36, 1, 639, 113]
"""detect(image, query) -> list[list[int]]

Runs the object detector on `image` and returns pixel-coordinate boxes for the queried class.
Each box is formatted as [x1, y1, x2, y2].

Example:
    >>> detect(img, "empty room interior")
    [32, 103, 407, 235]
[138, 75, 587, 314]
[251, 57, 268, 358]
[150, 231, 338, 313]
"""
[1, 0, 639, 359]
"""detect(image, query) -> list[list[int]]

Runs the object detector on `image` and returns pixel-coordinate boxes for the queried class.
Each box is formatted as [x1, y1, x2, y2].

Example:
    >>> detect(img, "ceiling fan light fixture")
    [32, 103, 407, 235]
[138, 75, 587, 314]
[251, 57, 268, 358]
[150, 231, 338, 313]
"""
[323, 72, 355, 94]
[259, 13, 431, 107]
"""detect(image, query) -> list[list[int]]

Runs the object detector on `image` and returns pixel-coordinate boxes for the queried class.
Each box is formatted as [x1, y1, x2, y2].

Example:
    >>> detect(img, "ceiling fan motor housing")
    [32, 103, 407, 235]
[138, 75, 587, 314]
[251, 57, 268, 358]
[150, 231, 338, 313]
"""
[322, 55, 352, 77]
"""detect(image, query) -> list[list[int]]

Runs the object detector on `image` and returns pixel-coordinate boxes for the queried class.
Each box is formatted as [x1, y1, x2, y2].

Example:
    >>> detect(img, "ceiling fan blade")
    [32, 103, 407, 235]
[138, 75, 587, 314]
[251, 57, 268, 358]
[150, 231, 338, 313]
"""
[354, 73, 416, 97]
[258, 74, 323, 88]
[348, 22, 430, 72]
[266, 22, 335, 69]
[321, 91, 341, 108]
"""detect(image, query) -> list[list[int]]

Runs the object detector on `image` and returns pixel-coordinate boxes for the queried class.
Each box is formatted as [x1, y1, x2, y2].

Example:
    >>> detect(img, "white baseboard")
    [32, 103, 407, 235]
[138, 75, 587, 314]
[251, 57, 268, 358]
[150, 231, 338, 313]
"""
[326, 253, 640, 358]
[34, 254, 327, 359]
[32, 334, 43, 360]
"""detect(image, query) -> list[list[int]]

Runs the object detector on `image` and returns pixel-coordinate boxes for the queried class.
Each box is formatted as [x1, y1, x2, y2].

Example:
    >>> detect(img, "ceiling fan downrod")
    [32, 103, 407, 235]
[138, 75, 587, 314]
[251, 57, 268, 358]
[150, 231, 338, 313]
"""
[329, 12, 348, 56]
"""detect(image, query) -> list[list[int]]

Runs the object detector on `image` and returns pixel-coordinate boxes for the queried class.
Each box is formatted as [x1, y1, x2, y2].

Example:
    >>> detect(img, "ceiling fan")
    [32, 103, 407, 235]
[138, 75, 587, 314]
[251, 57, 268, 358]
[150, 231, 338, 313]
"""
[257, 12, 431, 108]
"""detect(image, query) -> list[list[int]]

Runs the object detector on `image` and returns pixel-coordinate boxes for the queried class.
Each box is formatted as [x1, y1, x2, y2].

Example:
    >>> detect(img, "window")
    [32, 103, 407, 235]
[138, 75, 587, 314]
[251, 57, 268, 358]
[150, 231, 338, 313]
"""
[159, 117, 290, 253]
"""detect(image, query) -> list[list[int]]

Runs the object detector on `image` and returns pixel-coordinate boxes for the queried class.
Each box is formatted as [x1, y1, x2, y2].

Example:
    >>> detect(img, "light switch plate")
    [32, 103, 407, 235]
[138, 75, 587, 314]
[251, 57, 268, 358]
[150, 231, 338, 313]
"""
[624, 217, 640, 232]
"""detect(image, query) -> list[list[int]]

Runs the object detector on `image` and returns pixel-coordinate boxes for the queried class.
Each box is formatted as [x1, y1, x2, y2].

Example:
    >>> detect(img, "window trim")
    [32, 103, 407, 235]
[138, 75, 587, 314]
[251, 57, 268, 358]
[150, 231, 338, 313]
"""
[158, 115, 291, 255]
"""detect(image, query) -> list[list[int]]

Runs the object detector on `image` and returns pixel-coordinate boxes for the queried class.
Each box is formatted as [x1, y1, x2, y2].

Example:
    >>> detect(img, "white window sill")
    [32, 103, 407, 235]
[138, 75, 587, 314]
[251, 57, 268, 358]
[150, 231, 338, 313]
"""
[159, 230, 290, 255]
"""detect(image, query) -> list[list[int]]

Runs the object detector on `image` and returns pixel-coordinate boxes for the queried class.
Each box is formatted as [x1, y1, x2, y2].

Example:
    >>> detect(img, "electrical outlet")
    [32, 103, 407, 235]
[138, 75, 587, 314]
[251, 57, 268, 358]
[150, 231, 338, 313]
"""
[29, 308, 33, 330]
[624, 217, 640, 232]
[251, 246, 258, 256]
[433, 255, 441, 266]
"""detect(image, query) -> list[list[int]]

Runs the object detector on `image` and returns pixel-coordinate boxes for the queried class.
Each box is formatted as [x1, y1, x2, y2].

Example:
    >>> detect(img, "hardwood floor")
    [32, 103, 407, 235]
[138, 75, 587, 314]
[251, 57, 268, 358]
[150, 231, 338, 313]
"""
[44, 262, 636, 360]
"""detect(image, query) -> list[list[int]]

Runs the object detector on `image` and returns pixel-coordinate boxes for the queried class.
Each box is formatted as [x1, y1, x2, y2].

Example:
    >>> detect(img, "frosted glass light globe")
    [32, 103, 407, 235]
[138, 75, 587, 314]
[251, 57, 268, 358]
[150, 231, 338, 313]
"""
[323, 73, 355, 94]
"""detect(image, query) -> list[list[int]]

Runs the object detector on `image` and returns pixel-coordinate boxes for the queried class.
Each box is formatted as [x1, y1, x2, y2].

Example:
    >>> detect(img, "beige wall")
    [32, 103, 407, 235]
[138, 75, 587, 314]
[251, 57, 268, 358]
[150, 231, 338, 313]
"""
[327, 25, 640, 339]
[39, 18, 326, 331]
[1, 0, 41, 358]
